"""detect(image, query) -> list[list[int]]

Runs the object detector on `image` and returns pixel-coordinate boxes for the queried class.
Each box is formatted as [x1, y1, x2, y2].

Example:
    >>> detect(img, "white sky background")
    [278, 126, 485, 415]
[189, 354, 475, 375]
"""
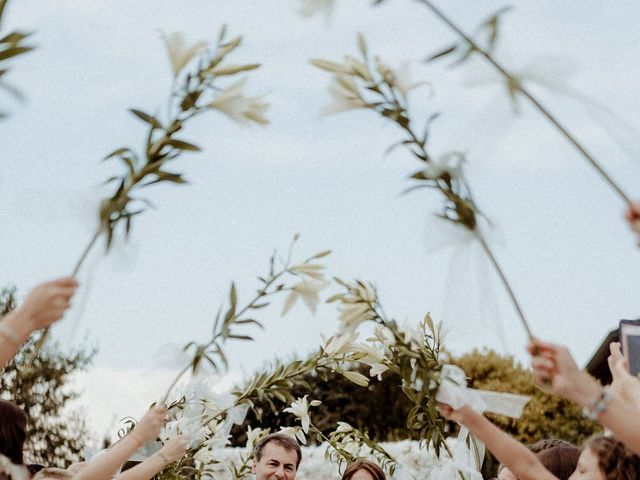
[2, 0, 640, 440]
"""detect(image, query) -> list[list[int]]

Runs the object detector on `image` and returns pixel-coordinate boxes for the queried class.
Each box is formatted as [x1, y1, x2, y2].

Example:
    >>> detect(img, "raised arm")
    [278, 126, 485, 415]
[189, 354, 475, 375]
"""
[0, 277, 77, 368]
[73, 405, 167, 480]
[438, 404, 557, 480]
[530, 339, 640, 455]
[114, 435, 189, 480]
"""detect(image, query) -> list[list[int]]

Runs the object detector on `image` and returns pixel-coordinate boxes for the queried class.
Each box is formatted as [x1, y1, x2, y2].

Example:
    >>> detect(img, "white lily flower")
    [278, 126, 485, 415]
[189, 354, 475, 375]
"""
[193, 446, 217, 469]
[207, 79, 270, 125]
[278, 425, 306, 445]
[369, 363, 389, 380]
[368, 325, 395, 347]
[321, 75, 368, 116]
[289, 262, 326, 281]
[335, 421, 352, 433]
[162, 32, 206, 76]
[283, 396, 313, 433]
[203, 391, 236, 420]
[421, 152, 464, 180]
[338, 303, 374, 333]
[245, 426, 266, 449]
[298, 0, 335, 19]
[352, 343, 385, 365]
[323, 331, 359, 357]
[281, 279, 328, 316]
[391, 62, 430, 98]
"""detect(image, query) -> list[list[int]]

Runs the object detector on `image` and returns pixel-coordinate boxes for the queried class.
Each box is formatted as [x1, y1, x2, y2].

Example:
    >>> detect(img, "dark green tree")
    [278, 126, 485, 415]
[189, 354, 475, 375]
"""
[0, 287, 96, 467]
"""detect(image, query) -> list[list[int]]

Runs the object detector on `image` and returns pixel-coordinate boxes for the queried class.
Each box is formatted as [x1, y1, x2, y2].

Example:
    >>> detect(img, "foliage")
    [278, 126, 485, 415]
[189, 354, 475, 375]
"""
[313, 35, 534, 340]
[231, 364, 414, 446]
[0, 288, 96, 467]
[0, 0, 35, 118]
[32, 25, 269, 362]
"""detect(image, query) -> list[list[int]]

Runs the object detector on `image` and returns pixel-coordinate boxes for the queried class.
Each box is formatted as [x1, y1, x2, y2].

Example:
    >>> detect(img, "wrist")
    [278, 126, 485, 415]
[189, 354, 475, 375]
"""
[128, 430, 146, 449]
[563, 371, 601, 405]
[1, 311, 32, 344]
[153, 451, 171, 467]
[456, 404, 476, 424]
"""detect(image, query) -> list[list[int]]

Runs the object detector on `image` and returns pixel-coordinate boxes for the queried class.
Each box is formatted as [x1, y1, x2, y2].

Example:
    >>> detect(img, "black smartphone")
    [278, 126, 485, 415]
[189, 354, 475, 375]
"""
[619, 319, 640, 376]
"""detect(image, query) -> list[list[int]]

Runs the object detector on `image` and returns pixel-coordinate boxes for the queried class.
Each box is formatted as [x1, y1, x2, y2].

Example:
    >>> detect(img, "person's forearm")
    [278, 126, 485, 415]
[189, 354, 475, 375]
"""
[0, 311, 33, 368]
[459, 409, 556, 480]
[74, 435, 143, 480]
[562, 373, 640, 455]
[114, 453, 168, 480]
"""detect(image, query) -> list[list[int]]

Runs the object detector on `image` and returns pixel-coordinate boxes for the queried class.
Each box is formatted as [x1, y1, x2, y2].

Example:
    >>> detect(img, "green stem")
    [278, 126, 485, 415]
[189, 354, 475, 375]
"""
[415, 0, 631, 205]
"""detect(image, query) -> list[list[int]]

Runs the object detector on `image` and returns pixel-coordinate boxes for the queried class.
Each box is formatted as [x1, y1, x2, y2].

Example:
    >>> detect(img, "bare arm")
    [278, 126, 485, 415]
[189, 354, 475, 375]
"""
[439, 404, 557, 480]
[531, 340, 640, 455]
[0, 277, 77, 368]
[73, 405, 167, 480]
[114, 436, 188, 480]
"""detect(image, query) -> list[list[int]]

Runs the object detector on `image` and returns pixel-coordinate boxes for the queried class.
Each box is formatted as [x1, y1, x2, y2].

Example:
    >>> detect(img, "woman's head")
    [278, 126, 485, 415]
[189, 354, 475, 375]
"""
[536, 445, 580, 480]
[342, 460, 386, 480]
[0, 401, 27, 465]
[570, 436, 640, 480]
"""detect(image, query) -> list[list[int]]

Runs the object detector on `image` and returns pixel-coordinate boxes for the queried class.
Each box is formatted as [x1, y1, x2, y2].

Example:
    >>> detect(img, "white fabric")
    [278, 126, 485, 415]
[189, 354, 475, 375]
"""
[433, 364, 531, 479]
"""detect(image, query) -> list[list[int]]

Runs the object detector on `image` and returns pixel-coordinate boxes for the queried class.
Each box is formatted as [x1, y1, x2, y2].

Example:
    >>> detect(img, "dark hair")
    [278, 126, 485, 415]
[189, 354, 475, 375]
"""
[253, 433, 302, 469]
[529, 438, 576, 453]
[536, 445, 580, 480]
[0, 400, 27, 465]
[342, 460, 386, 480]
[585, 435, 640, 480]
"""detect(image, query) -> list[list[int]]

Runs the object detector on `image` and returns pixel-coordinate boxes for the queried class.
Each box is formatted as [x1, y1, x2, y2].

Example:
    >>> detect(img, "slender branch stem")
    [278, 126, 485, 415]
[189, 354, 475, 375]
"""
[416, 0, 631, 205]
[72, 228, 102, 276]
[474, 229, 534, 340]
[25, 228, 103, 368]
[161, 363, 192, 404]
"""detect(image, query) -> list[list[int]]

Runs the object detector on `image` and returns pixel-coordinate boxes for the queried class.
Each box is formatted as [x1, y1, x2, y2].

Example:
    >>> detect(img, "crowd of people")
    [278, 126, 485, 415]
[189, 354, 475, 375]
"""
[2, 210, 640, 479]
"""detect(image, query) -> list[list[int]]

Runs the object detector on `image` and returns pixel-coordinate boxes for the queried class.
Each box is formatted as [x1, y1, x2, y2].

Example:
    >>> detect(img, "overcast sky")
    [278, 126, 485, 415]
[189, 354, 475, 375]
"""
[2, 0, 640, 439]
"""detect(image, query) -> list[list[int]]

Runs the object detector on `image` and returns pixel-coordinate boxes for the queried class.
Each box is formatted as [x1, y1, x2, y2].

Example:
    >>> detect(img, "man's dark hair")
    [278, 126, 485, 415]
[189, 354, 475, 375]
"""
[253, 433, 302, 468]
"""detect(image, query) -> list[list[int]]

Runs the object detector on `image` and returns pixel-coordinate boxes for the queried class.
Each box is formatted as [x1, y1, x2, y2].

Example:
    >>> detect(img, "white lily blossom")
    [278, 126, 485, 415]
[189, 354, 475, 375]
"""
[369, 363, 390, 381]
[283, 395, 320, 434]
[245, 426, 267, 449]
[281, 279, 328, 315]
[289, 262, 326, 281]
[368, 325, 396, 347]
[420, 152, 464, 180]
[321, 75, 368, 116]
[323, 331, 359, 357]
[162, 32, 206, 76]
[338, 302, 375, 333]
[207, 79, 269, 125]
[375, 58, 428, 99]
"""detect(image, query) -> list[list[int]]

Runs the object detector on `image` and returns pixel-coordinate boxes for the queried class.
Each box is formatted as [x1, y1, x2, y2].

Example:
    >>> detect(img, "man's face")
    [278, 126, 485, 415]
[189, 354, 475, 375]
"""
[252, 442, 298, 480]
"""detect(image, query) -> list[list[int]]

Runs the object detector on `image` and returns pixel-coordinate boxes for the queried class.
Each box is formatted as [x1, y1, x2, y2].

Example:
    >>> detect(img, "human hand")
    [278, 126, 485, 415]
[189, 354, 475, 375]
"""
[437, 402, 474, 424]
[625, 201, 640, 239]
[608, 342, 640, 407]
[131, 405, 167, 445]
[16, 277, 78, 332]
[528, 340, 585, 399]
[156, 435, 189, 465]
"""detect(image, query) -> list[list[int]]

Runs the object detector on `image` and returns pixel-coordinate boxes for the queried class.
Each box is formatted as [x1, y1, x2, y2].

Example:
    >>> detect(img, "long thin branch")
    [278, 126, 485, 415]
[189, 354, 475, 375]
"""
[474, 229, 533, 340]
[416, 0, 631, 205]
